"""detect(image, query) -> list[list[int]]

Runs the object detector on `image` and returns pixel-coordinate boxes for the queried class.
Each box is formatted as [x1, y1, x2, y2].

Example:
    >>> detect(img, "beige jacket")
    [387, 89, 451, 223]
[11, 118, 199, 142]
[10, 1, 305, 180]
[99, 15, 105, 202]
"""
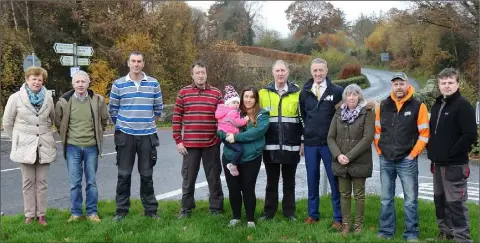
[54, 89, 110, 159]
[3, 84, 57, 164]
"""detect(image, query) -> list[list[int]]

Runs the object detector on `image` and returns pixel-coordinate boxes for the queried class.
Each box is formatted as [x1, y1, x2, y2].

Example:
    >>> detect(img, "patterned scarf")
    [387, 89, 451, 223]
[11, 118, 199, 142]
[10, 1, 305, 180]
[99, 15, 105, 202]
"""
[25, 85, 45, 111]
[340, 101, 366, 124]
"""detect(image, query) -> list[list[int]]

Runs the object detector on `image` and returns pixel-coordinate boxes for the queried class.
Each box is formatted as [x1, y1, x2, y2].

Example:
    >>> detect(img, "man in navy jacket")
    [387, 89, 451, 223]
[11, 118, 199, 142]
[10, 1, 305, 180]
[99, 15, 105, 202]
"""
[299, 58, 344, 229]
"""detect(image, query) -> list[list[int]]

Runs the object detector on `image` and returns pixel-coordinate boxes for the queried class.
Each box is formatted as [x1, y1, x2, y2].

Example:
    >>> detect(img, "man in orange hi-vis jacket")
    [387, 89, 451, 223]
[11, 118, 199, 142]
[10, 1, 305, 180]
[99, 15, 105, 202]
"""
[374, 72, 430, 242]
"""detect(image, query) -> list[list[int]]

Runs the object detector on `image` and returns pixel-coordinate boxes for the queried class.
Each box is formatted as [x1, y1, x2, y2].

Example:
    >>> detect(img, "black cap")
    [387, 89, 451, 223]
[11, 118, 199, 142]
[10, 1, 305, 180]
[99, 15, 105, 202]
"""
[391, 72, 408, 81]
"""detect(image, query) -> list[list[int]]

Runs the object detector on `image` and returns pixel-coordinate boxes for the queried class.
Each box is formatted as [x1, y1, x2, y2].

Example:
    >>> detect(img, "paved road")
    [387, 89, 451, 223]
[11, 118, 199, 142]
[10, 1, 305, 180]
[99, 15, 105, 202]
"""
[1, 69, 478, 216]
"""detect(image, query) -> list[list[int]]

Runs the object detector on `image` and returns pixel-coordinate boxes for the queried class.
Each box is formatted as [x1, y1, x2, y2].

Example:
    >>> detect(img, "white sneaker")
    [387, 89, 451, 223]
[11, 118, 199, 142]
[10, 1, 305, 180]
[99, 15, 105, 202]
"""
[247, 221, 256, 228]
[228, 219, 241, 227]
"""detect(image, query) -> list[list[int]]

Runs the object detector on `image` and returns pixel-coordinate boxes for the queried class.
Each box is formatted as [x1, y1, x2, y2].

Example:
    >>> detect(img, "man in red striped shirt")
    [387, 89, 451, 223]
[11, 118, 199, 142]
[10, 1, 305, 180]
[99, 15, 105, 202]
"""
[172, 60, 224, 218]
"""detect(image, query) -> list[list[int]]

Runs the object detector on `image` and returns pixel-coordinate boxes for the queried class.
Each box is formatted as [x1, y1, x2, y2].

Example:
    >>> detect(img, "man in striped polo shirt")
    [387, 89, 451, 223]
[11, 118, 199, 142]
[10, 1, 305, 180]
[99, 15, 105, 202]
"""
[172, 60, 224, 218]
[109, 51, 163, 221]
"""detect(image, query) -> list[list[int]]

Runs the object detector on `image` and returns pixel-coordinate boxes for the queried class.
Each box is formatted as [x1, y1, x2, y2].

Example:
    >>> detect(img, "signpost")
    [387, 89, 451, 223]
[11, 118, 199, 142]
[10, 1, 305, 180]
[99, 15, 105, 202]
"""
[380, 52, 389, 62]
[53, 42, 93, 77]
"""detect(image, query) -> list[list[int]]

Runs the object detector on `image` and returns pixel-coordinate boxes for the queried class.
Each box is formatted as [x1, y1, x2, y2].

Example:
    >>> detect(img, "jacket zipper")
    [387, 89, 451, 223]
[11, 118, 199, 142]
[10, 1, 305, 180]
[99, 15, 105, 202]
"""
[434, 100, 446, 135]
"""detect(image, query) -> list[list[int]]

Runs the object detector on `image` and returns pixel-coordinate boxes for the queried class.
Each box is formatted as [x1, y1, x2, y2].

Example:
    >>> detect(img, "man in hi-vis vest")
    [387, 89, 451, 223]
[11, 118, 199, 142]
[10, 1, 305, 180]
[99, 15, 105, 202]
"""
[258, 60, 303, 221]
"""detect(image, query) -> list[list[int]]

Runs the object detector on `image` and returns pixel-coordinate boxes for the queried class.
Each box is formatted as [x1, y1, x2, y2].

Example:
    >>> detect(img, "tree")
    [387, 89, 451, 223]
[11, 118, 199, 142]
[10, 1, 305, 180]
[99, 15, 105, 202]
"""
[285, 1, 346, 38]
[350, 13, 377, 45]
[256, 29, 282, 49]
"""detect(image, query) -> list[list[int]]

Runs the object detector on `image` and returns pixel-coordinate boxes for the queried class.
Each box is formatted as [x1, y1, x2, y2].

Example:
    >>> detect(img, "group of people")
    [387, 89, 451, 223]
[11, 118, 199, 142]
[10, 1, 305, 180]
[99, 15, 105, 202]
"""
[3, 51, 477, 243]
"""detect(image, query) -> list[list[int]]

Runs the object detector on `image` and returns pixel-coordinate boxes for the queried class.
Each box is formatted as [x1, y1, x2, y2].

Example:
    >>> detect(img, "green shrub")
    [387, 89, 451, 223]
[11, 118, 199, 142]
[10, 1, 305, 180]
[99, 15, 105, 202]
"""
[333, 74, 370, 89]
[414, 79, 440, 111]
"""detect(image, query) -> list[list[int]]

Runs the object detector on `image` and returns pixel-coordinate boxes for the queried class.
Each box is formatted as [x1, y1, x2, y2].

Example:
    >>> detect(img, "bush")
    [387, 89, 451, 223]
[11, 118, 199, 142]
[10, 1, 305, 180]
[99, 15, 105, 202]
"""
[237, 46, 310, 64]
[332, 74, 370, 89]
[311, 48, 358, 79]
[338, 63, 361, 80]
[414, 79, 440, 111]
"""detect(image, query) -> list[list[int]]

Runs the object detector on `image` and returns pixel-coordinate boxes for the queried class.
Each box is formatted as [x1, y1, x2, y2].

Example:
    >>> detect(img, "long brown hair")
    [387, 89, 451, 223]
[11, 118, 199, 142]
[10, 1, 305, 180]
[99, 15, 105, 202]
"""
[239, 85, 261, 126]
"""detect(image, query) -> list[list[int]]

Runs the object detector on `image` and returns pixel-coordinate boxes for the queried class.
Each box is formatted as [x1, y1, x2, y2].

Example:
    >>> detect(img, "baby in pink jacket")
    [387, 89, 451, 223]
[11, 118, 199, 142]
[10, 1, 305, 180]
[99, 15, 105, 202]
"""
[215, 85, 249, 176]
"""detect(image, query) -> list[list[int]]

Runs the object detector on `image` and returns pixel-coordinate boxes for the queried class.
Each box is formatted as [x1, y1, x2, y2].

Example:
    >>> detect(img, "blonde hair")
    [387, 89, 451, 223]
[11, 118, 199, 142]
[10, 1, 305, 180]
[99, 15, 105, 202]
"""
[25, 67, 48, 82]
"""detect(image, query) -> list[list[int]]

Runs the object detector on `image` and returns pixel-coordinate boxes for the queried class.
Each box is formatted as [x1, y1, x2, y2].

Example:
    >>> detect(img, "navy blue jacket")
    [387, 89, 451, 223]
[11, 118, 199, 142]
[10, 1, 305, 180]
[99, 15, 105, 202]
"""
[299, 77, 344, 146]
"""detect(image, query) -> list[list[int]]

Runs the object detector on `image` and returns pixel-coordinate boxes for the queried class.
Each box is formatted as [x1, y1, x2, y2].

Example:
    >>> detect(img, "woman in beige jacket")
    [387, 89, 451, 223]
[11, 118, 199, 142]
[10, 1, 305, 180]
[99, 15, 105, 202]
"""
[2, 67, 56, 225]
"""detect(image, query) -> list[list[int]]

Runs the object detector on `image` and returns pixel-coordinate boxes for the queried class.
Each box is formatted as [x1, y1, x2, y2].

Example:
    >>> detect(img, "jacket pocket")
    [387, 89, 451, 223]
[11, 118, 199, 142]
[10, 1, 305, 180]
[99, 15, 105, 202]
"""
[445, 165, 465, 182]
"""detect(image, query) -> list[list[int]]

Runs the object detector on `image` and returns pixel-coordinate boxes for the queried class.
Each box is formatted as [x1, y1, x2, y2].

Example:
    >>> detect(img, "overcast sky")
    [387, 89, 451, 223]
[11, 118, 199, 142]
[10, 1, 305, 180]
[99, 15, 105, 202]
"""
[186, 1, 411, 38]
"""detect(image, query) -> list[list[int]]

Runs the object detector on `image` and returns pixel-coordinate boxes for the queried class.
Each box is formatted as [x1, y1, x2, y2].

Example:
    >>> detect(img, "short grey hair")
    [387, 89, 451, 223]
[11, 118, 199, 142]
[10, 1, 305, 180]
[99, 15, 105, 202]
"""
[342, 84, 364, 103]
[311, 58, 328, 67]
[72, 70, 91, 83]
[272, 60, 289, 71]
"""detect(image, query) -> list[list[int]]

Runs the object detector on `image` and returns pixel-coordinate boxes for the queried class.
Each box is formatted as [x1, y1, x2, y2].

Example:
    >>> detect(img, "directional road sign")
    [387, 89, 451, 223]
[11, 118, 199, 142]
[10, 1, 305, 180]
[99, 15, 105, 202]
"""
[77, 46, 94, 56]
[54, 43, 74, 54]
[23, 54, 42, 71]
[60, 55, 74, 66]
[77, 58, 91, 66]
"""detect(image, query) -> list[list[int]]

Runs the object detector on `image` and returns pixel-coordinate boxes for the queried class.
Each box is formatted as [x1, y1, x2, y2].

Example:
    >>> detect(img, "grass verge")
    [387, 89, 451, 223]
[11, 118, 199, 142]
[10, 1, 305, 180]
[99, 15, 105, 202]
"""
[1, 195, 477, 242]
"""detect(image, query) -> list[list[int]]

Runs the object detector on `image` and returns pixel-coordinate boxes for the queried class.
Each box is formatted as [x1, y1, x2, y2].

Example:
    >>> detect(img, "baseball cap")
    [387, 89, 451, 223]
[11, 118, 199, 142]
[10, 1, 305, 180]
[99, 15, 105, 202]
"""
[391, 72, 408, 81]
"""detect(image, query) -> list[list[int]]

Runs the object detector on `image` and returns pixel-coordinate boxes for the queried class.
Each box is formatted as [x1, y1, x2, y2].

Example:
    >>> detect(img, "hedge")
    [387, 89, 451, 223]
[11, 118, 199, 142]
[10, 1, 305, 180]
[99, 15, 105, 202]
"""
[332, 74, 370, 89]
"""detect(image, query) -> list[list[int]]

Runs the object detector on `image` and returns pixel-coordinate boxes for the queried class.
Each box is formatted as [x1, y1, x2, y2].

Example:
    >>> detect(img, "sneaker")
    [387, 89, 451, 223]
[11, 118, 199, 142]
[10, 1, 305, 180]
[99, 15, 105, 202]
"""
[247, 221, 256, 228]
[113, 214, 126, 222]
[286, 216, 297, 221]
[87, 214, 101, 223]
[259, 215, 273, 221]
[228, 219, 241, 227]
[68, 215, 82, 222]
[227, 163, 239, 176]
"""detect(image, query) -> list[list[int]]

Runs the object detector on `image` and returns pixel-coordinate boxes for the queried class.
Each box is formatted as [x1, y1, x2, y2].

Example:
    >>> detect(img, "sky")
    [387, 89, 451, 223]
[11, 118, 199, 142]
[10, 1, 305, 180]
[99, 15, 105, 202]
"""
[186, 1, 411, 38]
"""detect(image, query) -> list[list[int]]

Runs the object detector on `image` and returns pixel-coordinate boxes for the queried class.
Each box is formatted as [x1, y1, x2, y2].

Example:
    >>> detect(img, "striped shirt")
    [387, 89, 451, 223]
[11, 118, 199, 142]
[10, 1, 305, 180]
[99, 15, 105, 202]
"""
[172, 84, 223, 147]
[109, 72, 163, 135]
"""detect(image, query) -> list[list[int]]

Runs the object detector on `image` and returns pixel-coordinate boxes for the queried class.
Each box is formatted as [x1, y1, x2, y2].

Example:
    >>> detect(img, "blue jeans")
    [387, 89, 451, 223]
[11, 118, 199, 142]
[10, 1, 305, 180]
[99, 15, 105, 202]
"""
[378, 155, 419, 240]
[304, 145, 342, 222]
[66, 144, 99, 216]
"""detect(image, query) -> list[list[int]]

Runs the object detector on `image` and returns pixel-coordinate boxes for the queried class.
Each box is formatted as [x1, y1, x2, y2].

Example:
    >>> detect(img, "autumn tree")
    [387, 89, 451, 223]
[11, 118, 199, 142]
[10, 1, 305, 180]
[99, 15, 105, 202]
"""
[285, 1, 346, 38]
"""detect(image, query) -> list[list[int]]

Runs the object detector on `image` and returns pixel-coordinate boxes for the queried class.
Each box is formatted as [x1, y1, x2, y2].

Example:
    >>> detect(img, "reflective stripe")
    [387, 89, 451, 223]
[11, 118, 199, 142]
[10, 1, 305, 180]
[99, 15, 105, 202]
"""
[374, 134, 380, 139]
[419, 136, 429, 143]
[269, 117, 300, 123]
[375, 121, 381, 127]
[265, 144, 300, 151]
[417, 123, 429, 130]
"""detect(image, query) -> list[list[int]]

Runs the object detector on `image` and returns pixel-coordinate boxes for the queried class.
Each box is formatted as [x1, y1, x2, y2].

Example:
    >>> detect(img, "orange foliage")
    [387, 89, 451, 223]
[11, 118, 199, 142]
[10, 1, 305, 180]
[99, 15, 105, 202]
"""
[338, 63, 361, 80]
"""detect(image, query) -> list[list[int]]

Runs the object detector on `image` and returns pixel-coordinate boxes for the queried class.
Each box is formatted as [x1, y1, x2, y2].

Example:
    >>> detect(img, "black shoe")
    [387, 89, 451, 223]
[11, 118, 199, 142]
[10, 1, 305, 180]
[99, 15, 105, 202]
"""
[286, 216, 297, 221]
[113, 214, 126, 222]
[438, 232, 454, 241]
[210, 210, 223, 216]
[259, 215, 273, 221]
[145, 213, 159, 219]
[178, 212, 191, 219]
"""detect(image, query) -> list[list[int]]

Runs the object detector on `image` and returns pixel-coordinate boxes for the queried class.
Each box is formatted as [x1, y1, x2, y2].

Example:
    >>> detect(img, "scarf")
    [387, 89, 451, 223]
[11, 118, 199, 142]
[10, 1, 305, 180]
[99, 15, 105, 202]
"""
[340, 101, 366, 124]
[25, 85, 45, 111]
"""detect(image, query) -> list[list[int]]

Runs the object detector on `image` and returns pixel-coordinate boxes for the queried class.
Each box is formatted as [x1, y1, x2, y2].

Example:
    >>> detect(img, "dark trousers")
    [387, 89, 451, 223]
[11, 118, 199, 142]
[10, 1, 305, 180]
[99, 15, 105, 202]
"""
[222, 140, 244, 165]
[263, 163, 298, 217]
[114, 131, 159, 215]
[432, 163, 472, 243]
[223, 155, 261, 222]
[181, 142, 224, 213]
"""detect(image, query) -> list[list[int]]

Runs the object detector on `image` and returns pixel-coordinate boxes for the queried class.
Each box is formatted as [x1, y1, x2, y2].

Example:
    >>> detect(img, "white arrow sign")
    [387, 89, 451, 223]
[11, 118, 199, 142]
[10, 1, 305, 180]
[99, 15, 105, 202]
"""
[77, 58, 91, 66]
[60, 56, 74, 66]
[77, 46, 94, 56]
[54, 43, 74, 54]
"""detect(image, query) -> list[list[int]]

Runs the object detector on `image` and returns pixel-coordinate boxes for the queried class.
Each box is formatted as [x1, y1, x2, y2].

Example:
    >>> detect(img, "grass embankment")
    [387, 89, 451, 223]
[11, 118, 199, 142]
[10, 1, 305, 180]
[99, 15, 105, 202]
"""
[1, 195, 477, 242]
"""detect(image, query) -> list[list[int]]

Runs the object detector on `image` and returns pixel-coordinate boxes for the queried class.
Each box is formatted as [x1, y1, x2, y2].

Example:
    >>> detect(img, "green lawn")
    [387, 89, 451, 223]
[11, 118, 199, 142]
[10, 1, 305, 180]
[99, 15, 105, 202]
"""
[1, 195, 478, 242]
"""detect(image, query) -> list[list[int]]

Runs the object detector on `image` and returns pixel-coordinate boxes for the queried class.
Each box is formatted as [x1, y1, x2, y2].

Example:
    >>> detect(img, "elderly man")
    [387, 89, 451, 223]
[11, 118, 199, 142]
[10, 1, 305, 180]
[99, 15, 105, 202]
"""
[55, 70, 110, 223]
[375, 72, 430, 242]
[427, 68, 477, 243]
[299, 58, 344, 229]
[258, 60, 303, 221]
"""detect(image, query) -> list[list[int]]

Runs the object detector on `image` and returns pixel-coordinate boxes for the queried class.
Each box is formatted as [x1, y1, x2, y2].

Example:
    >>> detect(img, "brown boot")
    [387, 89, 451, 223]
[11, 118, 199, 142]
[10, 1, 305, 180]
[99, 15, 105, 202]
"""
[341, 223, 350, 236]
[25, 217, 34, 224]
[354, 223, 363, 235]
[37, 216, 47, 226]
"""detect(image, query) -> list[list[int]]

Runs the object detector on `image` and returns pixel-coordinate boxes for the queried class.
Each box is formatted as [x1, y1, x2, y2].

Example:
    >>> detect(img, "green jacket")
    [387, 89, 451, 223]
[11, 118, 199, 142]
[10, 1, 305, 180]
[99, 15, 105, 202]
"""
[218, 109, 270, 163]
